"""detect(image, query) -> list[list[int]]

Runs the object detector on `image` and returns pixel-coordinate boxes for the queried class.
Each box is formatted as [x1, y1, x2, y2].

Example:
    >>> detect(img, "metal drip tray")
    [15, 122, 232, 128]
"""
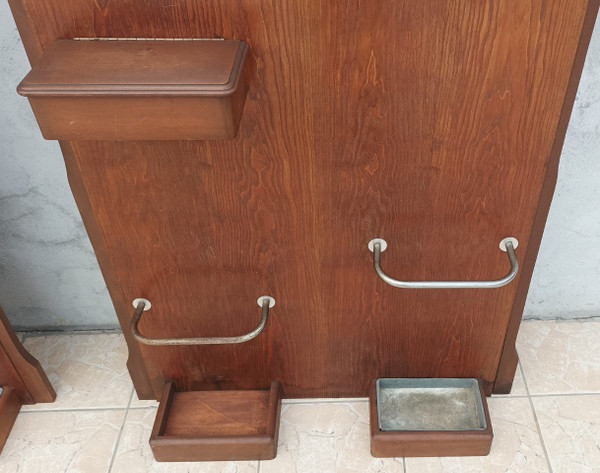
[377, 378, 487, 432]
[370, 378, 493, 457]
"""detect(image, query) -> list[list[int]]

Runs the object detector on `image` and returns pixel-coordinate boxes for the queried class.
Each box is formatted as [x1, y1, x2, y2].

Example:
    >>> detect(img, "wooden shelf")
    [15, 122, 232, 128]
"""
[150, 381, 282, 462]
[17, 39, 250, 140]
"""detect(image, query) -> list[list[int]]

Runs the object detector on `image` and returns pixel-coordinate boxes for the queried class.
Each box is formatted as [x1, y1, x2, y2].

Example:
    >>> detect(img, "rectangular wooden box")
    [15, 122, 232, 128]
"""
[370, 379, 493, 457]
[150, 381, 282, 462]
[17, 39, 250, 140]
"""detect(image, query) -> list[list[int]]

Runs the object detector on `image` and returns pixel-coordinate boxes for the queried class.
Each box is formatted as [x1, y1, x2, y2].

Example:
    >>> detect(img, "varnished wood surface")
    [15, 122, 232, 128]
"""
[18, 40, 250, 140]
[9, 0, 599, 398]
[151, 381, 281, 461]
[0, 306, 55, 404]
[24, 96, 247, 140]
[163, 390, 270, 436]
[18, 40, 245, 95]
[0, 388, 22, 454]
[59, 142, 154, 398]
[494, 0, 600, 393]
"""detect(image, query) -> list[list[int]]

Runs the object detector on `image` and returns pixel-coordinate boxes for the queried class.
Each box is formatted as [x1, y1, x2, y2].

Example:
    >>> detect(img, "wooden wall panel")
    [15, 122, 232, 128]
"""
[9, 0, 598, 398]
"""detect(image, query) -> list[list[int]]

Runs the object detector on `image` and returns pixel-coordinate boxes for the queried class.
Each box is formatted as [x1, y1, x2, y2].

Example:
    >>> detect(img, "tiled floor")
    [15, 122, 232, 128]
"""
[2, 320, 600, 473]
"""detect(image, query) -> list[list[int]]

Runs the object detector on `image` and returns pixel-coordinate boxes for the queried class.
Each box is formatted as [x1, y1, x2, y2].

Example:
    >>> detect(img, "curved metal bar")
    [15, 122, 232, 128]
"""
[369, 238, 519, 289]
[130, 297, 274, 346]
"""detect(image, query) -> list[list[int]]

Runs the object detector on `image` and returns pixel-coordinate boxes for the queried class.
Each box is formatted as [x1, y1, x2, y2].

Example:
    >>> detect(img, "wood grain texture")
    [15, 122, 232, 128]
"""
[0, 306, 55, 404]
[18, 40, 245, 95]
[9, 0, 599, 399]
[26, 95, 247, 140]
[59, 142, 156, 398]
[493, 0, 600, 393]
[150, 381, 282, 461]
[369, 381, 493, 457]
[0, 388, 22, 454]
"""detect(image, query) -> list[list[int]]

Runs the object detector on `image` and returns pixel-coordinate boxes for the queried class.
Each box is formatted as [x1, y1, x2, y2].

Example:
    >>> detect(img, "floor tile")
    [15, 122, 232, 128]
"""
[533, 395, 600, 473]
[405, 397, 550, 473]
[0, 409, 124, 473]
[517, 320, 600, 394]
[21, 333, 133, 410]
[110, 408, 258, 473]
[261, 402, 404, 473]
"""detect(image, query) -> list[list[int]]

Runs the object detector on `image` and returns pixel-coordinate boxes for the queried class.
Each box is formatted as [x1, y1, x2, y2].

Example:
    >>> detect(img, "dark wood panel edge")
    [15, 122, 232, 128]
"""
[150, 382, 176, 443]
[7, 0, 44, 65]
[150, 434, 276, 445]
[265, 381, 283, 439]
[0, 387, 23, 453]
[60, 142, 156, 399]
[0, 307, 55, 404]
[493, 0, 600, 394]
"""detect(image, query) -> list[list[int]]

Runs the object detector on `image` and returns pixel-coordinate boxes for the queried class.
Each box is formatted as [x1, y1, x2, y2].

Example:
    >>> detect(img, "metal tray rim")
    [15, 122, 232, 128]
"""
[376, 378, 487, 432]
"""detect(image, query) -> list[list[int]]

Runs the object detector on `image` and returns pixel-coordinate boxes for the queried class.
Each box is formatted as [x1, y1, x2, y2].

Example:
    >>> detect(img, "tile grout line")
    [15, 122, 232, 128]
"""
[282, 398, 369, 405]
[519, 360, 554, 473]
[20, 405, 135, 414]
[107, 387, 135, 473]
[491, 394, 530, 399]
[529, 392, 600, 398]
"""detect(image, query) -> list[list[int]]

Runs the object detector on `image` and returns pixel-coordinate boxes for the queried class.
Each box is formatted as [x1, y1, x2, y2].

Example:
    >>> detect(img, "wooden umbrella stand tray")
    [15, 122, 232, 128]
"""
[150, 381, 282, 462]
[369, 378, 493, 458]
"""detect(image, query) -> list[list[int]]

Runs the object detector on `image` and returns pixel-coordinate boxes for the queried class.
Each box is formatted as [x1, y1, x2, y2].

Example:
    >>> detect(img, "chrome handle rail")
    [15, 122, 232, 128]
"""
[130, 296, 275, 346]
[367, 237, 519, 289]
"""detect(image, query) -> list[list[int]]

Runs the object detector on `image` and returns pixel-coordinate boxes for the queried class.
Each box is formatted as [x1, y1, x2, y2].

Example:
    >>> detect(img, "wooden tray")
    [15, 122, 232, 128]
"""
[370, 378, 493, 457]
[17, 39, 250, 140]
[150, 381, 282, 462]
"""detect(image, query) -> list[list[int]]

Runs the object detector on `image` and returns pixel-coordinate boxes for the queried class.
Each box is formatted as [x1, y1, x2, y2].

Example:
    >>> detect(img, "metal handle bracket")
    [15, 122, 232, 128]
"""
[368, 237, 519, 289]
[130, 296, 275, 346]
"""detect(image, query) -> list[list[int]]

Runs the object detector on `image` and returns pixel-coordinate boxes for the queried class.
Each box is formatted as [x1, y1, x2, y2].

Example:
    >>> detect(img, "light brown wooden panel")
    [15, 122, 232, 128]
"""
[9, 0, 598, 398]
